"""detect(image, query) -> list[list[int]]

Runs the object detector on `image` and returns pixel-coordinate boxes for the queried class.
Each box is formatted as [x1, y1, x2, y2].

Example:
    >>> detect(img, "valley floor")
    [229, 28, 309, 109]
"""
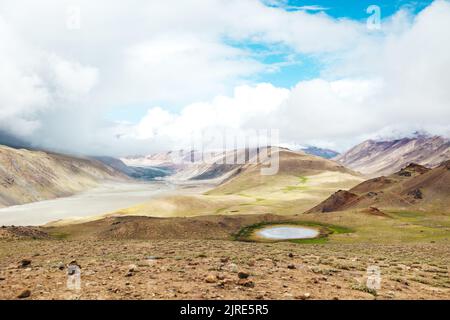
[0, 181, 177, 226]
[0, 239, 448, 300]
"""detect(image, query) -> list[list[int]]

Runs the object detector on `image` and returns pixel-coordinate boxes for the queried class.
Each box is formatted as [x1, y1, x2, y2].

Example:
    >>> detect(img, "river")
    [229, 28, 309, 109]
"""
[0, 181, 174, 226]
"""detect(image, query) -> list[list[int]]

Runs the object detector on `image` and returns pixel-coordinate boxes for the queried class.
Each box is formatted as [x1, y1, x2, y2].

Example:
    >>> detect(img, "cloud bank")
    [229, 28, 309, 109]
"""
[0, 0, 449, 155]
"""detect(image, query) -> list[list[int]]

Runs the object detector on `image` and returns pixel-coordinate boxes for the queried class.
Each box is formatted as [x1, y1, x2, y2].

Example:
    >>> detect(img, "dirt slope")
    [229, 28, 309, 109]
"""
[335, 135, 450, 177]
[0, 145, 127, 207]
[307, 161, 450, 213]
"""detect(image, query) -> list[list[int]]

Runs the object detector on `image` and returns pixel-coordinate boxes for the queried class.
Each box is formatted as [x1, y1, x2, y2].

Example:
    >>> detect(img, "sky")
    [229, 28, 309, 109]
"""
[0, 0, 449, 156]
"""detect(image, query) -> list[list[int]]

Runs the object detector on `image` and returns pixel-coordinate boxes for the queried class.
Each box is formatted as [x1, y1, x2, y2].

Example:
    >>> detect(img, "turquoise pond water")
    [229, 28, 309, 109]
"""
[256, 226, 319, 240]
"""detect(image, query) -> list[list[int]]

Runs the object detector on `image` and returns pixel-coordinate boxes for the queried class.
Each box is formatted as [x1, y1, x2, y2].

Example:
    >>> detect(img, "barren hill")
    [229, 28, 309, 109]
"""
[210, 148, 360, 195]
[0, 145, 128, 207]
[307, 161, 450, 213]
[335, 135, 450, 177]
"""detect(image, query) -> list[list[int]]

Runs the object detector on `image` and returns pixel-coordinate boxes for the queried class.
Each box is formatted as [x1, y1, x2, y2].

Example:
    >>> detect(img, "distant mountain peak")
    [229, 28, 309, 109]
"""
[0, 130, 31, 149]
[300, 146, 339, 159]
[335, 134, 450, 177]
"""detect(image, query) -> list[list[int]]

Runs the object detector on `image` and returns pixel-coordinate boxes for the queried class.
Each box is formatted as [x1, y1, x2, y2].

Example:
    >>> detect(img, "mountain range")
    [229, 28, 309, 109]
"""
[0, 145, 127, 207]
[335, 135, 450, 177]
[307, 161, 450, 214]
[93, 156, 172, 180]
[301, 146, 339, 159]
[1, 133, 450, 211]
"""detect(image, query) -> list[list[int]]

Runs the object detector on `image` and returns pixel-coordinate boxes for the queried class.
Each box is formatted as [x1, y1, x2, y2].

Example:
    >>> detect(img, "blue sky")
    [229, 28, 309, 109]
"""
[267, 0, 433, 18]
[253, 0, 434, 87]
[3, 0, 447, 155]
[107, 0, 434, 122]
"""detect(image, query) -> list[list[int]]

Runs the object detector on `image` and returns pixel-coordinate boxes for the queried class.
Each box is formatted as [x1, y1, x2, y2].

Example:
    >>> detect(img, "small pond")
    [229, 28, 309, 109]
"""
[255, 225, 320, 240]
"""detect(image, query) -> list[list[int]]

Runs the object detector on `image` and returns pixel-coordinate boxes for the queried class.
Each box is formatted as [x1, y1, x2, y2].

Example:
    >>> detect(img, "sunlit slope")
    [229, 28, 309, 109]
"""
[98, 149, 363, 220]
[0, 145, 127, 207]
[307, 161, 450, 214]
[207, 149, 363, 208]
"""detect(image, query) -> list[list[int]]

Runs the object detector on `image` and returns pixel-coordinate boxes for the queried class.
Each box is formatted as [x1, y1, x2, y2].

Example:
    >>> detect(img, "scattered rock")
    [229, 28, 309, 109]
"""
[217, 274, 225, 280]
[238, 271, 250, 279]
[288, 253, 294, 258]
[300, 292, 311, 300]
[19, 259, 31, 268]
[128, 264, 138, 273]
[287, 264, 296, 269]
[408, 188, 423, 200]
[17, 289, 31, 299]
[398, 170, 411, 177]
[228, 263, 238, 273]
[147, 256, 162, 260]
[220, 257, 230, 263]
[237, 279, 255, 288]
[68, 260, 81, 268]
[205, 274, 216, 283]
[57, 262, 65, 270]
[364, 207, 387, 217]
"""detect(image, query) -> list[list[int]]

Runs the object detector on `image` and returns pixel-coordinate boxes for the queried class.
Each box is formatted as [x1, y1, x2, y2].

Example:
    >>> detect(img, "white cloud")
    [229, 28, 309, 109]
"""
[46, 54, 99, 98]
[0, 15, 99, 140]
[122, 36, 264, 103]
[130, 83, 289, 149]
[0, 0, 449, 155]
[130, 0, 450, 152]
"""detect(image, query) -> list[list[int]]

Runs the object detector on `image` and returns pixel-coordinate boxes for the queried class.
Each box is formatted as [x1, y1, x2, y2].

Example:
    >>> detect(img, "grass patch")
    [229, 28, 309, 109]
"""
[351, 283, 378, 296]
[290, 237, 328, 244]
[48, 232, 69, 240]
[282, 176, 309, 192]
[298, 176, 308, 184]
[388, 210, 424, 218]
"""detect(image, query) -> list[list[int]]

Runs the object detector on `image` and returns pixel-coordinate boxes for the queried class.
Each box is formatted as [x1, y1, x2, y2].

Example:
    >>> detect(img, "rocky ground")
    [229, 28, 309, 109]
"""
[0, 238, 448, 300]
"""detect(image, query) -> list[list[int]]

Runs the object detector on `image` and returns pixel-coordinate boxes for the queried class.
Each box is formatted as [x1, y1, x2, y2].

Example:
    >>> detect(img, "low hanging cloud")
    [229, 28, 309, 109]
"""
[0, 17, 99, 139]
[128, 83, 290, 150]
[128, 1, 450, 153]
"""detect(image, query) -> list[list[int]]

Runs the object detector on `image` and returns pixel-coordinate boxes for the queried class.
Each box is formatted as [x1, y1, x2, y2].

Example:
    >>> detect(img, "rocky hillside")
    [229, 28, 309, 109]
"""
[306, 161, 450, 213]
[0, 145, 128, 207]
[335, 135, 450, 177]
[123, 149, 260, 183]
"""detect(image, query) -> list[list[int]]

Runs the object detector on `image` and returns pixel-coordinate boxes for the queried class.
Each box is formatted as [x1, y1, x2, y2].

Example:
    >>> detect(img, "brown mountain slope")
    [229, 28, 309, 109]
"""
[208, 148, 361, 196]
[335, 135, 450, 177]
[0, 145, 128, 207]
[304, 190, 360, 213]
[400, 160, 450, 202]
[306, 161, 450, 213]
